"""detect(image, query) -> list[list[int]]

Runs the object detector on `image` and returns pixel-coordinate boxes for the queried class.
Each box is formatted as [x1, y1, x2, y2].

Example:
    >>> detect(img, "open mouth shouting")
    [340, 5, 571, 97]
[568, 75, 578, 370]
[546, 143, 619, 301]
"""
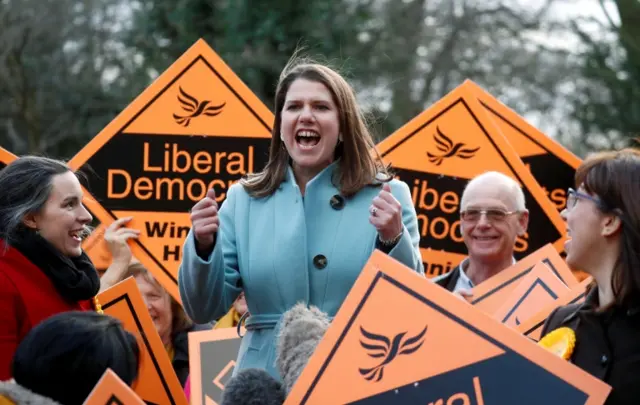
[295, 130, 321, 150]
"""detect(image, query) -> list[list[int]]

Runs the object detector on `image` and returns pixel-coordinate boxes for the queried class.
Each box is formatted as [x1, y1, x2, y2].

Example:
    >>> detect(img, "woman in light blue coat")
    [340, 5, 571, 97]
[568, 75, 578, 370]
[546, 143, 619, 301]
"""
[178, 59, 424, 380]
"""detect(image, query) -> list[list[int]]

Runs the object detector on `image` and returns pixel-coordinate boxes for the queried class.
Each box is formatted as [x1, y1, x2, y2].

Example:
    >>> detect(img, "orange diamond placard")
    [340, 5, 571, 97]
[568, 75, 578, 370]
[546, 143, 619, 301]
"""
[492, 262, 570, 328]
[97, 277, 187, 405]
[376, 82, 566, 278]
[468, 80, 582, 212]
[285, 251, 610, 404]
[188, 328, 242, 405]
[469, 244, 578, 315]
[69, 39, 273, 302]
[516, 277, 592, 342]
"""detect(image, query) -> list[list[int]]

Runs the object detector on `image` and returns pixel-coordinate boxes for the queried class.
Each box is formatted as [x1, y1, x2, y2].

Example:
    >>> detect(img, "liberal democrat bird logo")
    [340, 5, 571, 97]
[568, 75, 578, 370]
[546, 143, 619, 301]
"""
[358, 325, 428, 382]
[173, 86, 226, 127]
[426, 126, 480, 166]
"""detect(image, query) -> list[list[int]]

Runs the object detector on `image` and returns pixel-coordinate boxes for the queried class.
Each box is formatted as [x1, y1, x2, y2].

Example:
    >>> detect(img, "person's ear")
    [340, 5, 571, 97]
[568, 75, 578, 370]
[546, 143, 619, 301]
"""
[517, 210, 529, 236]
[601, 214, 622, 237]
[22, 213, 38, 230]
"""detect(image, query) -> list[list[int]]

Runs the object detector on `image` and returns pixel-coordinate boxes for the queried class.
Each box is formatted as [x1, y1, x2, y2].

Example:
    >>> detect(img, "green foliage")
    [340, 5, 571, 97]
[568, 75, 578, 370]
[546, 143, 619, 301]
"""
[125, 0, 374, 110]
[0, 0, 139, 157]
[0, 0, 637, 158]
[569, 0, 640, 151]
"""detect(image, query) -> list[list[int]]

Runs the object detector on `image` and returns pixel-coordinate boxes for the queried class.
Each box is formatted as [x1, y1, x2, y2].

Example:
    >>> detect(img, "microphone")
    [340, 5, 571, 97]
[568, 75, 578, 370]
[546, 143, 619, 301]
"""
[221, 303, 330, 404]
[276, 303, 330, 394]
[220, 368, 285, 405]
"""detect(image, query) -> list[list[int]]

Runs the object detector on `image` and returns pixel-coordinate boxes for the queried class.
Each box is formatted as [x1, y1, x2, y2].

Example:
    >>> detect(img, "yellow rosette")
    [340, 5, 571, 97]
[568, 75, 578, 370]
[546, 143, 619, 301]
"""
[538, 327, 576, 360]
[93, 296, 104, 314]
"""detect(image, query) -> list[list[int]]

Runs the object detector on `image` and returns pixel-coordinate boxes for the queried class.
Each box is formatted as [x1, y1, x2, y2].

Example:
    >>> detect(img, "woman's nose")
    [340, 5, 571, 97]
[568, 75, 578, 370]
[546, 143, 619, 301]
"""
[299, 105, 315, 122]
[78, 204, 93, 223]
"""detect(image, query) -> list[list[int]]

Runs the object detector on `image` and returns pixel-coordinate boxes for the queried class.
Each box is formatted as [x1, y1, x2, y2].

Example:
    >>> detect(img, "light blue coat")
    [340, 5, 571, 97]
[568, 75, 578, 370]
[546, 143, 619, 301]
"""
[178, 162, 424, 380]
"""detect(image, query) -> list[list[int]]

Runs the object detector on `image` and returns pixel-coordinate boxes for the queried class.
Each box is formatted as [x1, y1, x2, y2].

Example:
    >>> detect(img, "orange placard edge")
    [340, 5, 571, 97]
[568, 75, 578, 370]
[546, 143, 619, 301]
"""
[492, 262, 570, 326]
[517, 277, 593, 340]
[0, 147, 17, 163]
[469, 243, 578, 314]
[375, 81, 567, 255]
[285, 251, 610, 405]
[188, 328, 241, 405]
[83, 369, 145, 405]
[464, 80, 582, 169]
[97, 277, 188, 405]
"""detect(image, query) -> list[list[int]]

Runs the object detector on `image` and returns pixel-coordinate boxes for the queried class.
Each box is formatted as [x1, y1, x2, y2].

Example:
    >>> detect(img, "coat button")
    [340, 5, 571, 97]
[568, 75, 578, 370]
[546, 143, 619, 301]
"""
[313, 254, 328, 270]
[600, 354, 609, 365]
[330, 195, 345, 210]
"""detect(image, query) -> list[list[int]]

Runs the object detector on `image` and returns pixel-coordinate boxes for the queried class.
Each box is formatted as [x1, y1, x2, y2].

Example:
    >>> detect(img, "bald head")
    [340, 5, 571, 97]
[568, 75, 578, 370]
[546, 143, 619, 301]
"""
[461, 171, 526, 212]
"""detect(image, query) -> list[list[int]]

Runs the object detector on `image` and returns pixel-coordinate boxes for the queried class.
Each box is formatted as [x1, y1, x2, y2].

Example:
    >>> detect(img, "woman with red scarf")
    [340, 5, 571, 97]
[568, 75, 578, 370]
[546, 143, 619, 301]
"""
[0, 156, 116, 380]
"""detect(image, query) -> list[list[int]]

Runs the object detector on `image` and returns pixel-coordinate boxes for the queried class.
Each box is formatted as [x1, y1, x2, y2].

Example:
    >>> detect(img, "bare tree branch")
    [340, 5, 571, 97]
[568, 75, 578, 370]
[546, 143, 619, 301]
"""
[599, 0, 620, 30]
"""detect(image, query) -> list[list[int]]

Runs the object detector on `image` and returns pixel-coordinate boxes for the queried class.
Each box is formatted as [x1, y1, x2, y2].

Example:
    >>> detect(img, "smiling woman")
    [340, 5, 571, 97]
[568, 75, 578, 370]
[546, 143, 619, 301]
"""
[178, 55, 424, 381]
[118, 262, 210, 386]
[540, 148, 640, 405]
[0, 156, 114, 381]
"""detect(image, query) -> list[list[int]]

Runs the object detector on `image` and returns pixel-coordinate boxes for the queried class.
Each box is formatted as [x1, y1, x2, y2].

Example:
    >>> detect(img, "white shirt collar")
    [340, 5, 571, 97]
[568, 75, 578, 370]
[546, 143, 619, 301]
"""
[453, 256, 517, 293]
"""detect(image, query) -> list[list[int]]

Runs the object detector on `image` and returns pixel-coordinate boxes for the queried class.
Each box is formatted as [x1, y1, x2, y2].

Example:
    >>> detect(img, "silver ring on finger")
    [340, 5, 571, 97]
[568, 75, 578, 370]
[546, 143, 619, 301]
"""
[371, 207, 378, 217]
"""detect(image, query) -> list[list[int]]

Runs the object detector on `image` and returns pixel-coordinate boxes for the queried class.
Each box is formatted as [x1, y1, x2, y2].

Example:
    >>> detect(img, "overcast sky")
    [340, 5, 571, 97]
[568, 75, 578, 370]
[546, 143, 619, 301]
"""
[510, 0, 621, 140]
[109, 0, 621, 143]
[523, 0, 620, 48]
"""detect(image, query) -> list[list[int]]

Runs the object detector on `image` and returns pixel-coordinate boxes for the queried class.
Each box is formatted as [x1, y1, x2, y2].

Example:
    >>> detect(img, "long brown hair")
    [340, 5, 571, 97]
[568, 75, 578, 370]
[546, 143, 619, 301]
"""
[574, 147, 640, 308]
[241, 56, 391, 198]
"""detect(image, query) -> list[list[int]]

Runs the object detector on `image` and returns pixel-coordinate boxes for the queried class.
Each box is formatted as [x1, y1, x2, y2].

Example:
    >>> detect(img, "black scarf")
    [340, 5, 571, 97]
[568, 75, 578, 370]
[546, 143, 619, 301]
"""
[12, 228, 100, 302]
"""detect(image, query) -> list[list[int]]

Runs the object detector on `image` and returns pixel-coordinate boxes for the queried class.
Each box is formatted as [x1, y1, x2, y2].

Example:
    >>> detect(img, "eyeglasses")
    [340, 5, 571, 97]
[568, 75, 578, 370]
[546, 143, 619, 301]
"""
[566, 188, 606, 211]
[460, 208, 519, 223]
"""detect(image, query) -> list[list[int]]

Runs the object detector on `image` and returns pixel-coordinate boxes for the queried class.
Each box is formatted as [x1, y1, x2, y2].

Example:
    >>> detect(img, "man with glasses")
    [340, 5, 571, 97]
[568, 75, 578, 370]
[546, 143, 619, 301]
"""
[433, 171, 530, 293]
